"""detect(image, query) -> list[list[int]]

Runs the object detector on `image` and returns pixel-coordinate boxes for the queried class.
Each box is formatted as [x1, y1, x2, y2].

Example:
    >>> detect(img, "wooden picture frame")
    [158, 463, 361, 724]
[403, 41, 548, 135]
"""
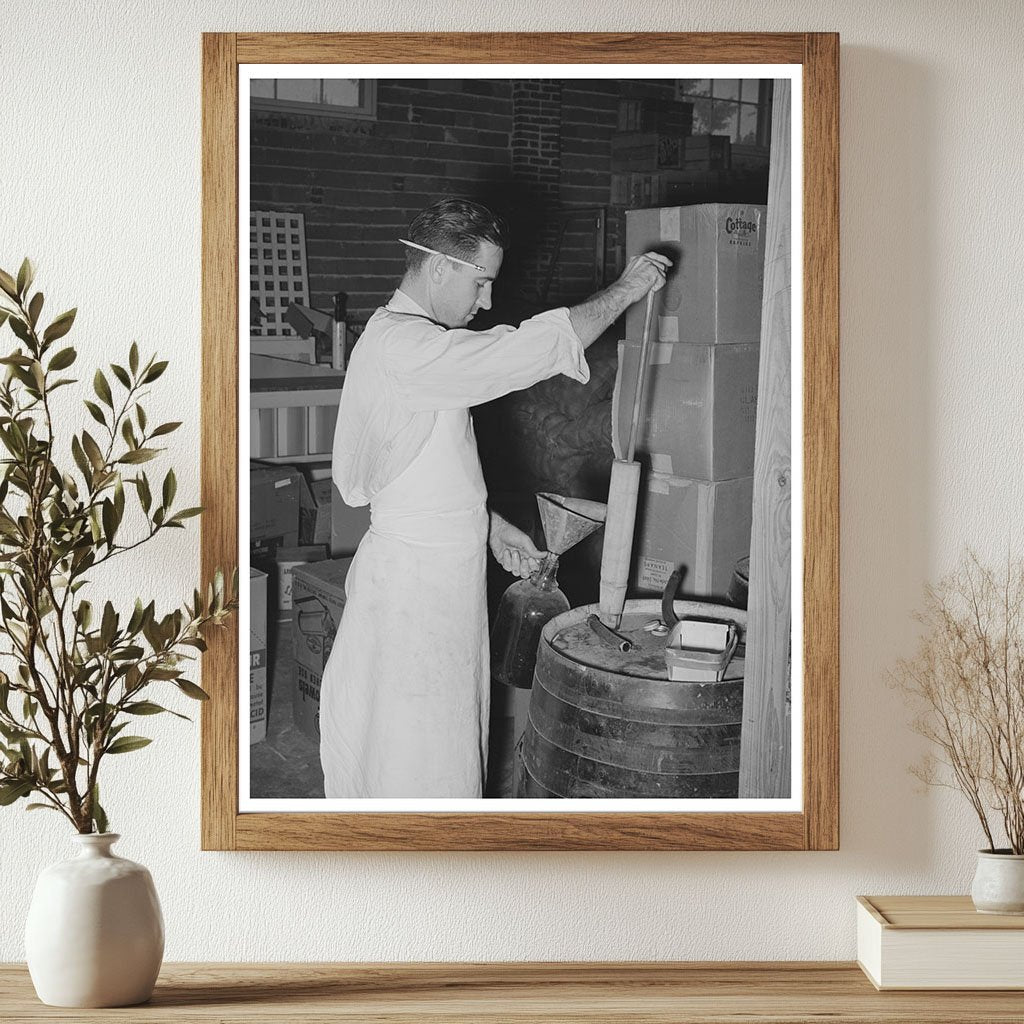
[201, 32, 838, 851]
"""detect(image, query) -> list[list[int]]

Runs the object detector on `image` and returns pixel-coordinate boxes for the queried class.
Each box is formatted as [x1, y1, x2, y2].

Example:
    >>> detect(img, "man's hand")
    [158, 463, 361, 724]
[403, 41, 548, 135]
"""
[616, 251, 672, 305]
[488, 511, 546, 579]
[567, 251, 672, 347]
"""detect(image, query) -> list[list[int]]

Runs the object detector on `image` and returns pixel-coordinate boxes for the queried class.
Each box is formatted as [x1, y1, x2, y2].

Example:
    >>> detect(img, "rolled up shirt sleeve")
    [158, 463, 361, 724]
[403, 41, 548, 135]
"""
[382, 307, 589, 412]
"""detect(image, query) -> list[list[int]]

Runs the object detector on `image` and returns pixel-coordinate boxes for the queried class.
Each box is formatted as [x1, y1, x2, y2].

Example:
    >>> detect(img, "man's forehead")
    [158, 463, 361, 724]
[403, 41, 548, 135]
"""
[473, 240, 504, 273]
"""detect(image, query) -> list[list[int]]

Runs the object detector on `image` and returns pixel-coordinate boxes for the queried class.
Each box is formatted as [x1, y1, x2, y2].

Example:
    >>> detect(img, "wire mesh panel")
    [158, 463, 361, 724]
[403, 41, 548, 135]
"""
[249, 211, 309, 340]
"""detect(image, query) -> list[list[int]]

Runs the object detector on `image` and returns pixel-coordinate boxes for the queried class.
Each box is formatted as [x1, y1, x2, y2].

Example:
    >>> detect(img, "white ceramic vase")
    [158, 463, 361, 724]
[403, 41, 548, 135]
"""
[971, 849, 1024, 915]
[25, 833, 164, 1007]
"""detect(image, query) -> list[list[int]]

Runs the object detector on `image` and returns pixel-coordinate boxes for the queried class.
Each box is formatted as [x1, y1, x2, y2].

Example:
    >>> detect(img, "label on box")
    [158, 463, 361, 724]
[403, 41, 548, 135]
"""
[250, 568, 268, 744]
[250, 650, 267, 743]
[293, 662, 322, 740]
[722, 209, 762, 252]
[639, 556, 674, 591]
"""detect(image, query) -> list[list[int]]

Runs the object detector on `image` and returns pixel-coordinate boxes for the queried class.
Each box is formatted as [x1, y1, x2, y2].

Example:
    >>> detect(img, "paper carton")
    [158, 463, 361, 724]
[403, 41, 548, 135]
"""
[291, 558, 353, 739]
[250, 568, 268, 744]
[250, 463, 301, 551]
[625, 204, 766, 345]
[613, 340, 759, 480]
[298, 476, 333, 546]
[273, 545, 326, 622]
[611, 131, 685, 171]
[631, 474, 753, 599]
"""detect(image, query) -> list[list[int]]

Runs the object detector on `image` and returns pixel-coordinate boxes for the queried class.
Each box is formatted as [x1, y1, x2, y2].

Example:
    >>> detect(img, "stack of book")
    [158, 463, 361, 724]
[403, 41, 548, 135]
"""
[857, 895, 1024, 990]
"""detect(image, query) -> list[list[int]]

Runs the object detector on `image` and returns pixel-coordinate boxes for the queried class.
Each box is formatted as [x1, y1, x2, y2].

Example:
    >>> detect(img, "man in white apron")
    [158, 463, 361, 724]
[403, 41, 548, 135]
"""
[321, 198, 668, 798]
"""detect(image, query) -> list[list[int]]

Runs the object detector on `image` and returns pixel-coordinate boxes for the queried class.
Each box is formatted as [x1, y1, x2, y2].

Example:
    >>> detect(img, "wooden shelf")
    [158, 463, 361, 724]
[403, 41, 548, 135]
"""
[2, 962, 1023, 1022]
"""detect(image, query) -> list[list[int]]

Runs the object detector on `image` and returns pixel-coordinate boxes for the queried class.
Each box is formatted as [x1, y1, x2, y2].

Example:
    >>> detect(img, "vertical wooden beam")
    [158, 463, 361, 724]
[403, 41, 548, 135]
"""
[800, 33, 841, 850]
[739, 80, 793, 799]
[200, 32, 239, 851]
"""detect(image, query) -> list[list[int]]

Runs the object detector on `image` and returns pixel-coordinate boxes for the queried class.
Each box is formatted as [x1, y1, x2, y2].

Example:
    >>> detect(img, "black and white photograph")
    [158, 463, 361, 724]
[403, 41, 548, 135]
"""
[243, 67, 798, 808]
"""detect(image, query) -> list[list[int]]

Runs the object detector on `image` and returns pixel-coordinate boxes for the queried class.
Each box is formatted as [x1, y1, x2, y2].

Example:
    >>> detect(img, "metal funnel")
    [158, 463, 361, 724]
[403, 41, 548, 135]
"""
[536, 492, 607, 555]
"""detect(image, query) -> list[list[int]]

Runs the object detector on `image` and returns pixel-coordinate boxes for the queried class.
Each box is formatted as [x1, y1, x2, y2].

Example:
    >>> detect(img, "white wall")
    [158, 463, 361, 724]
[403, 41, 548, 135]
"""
[2, 0, 1022, 961]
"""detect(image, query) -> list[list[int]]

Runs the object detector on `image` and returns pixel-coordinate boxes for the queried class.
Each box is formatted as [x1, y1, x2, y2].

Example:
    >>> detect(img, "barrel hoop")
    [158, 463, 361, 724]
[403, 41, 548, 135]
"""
[533, 658, 742, 724]
[528, 677, 740, 774]
[521, 723, 740, 799]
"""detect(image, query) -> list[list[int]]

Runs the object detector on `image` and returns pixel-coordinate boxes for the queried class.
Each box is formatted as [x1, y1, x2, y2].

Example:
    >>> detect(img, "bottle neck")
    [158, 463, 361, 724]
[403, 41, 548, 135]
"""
[531, 553, 560, 590]
[73, 833, 120, 858]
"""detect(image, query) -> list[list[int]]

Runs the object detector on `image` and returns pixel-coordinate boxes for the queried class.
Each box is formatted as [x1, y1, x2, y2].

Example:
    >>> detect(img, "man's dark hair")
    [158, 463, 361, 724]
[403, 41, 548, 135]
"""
[405, 198, 509, 271]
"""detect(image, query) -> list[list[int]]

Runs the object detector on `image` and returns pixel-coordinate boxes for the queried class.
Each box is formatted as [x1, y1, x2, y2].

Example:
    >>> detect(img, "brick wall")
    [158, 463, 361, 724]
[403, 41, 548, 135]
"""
[250, 79, 514, 328]
[250, 77, 768, 327]
[558, 80, 679, 302]
[508, 80, 562, 303]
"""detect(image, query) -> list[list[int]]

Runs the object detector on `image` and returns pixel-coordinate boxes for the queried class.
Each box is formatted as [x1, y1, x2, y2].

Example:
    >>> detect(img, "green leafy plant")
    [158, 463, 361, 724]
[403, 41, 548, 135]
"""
[895, 552, 1024, 853]
[0, 259, 236, 833]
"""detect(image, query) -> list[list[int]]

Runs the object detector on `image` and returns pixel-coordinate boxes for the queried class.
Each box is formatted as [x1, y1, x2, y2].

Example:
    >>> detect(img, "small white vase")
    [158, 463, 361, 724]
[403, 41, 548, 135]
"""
[971, 849, 1024, 915]
[24, 833, 164, 1007]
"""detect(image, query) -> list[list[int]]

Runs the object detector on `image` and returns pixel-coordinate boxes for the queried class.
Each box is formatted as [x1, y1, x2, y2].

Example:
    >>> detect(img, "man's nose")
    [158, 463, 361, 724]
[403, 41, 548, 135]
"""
[477, 286, 492, 311]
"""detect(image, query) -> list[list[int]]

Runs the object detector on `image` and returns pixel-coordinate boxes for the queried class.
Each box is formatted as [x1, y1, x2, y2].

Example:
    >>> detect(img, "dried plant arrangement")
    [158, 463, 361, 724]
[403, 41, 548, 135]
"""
[0, 259, 236, 834]
[895, 552, 1024, 854]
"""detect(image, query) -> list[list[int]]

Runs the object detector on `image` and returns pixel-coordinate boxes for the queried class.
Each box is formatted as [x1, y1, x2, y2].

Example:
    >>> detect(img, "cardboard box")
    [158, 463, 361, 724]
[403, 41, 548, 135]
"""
[631, 474, 753, 599]
[611, 131, 685, 171]
[625, 204, 767, 345]
[611, 171, 693, 210]
[273, 545, 326, 621]
[250, 463, 301, 551]
[613, 341, 759, 480]
[682, 134, 732, 169]
[298, 476, 332, 546]
[291, 558, 353, 739]
[617, 98, 693, 134]
[330, 483, 371, 556]
[250, 568, 268, 744]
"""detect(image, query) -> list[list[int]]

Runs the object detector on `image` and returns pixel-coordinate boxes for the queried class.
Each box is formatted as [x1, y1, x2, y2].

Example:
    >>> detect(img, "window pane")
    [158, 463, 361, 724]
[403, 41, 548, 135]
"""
[713, 79, 740, 101]
[689, 96, 713, 134]
[677, 78, 710, 97]
[738, 103, 759, 144]
[276, 79, 321, 103]
[250, 79, 275, 99]
[738, 79, 761, 103]
[708, 100, 739, 138]
[323, 78, 361, 107]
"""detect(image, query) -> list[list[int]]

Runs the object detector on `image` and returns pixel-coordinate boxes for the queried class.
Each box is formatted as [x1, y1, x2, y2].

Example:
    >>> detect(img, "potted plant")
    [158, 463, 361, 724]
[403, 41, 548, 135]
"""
[895, 552, 1024, 914]
[0, 260, 237, 1005]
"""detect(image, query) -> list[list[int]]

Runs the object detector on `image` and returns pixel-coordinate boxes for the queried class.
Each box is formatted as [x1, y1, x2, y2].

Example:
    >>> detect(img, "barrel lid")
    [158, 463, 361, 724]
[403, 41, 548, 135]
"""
[548, 604, 746, 681]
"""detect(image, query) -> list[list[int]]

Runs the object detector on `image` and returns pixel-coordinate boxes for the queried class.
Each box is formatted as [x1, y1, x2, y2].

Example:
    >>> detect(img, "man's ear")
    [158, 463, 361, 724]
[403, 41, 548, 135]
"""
[428, 254, 449, 283]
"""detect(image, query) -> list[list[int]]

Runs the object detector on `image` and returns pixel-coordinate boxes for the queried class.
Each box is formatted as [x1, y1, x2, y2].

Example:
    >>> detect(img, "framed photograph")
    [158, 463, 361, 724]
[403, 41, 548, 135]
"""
[201, 32, 838, 850]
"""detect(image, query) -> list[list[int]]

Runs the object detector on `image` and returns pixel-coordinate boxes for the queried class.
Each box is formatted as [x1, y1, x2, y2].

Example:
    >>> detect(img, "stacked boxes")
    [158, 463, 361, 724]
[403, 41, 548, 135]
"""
[611, 132, 685, 170]
[298, 476, 332, 546]
[273, 545, 326, 623]
[250, 462, 302, 558]
[617, 97, 693, 134]
[610, 97, 734, 211]
[621, 203, 767, 600]
[682, 134, 732, 171]
[625, 205, 766, 345]
[250, 569, 268, 744]
[632, 476, 754, 598]
[614, 341, 759, 480]
[291, 558, 353, 739]
[610, 171, 691, 211]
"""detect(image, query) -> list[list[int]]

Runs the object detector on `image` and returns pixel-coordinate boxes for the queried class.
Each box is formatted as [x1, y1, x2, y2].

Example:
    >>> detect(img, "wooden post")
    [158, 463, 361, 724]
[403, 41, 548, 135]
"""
[739, 80, 792, 799]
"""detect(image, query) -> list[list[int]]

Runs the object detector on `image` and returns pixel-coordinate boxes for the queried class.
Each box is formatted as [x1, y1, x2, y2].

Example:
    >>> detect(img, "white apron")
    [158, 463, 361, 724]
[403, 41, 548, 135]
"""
[319, 407, 489, 798]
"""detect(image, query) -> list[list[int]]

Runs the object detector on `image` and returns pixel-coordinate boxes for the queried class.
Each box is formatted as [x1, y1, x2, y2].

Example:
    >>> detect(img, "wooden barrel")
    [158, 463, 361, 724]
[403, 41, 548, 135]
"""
[518, 599, 746, 799]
